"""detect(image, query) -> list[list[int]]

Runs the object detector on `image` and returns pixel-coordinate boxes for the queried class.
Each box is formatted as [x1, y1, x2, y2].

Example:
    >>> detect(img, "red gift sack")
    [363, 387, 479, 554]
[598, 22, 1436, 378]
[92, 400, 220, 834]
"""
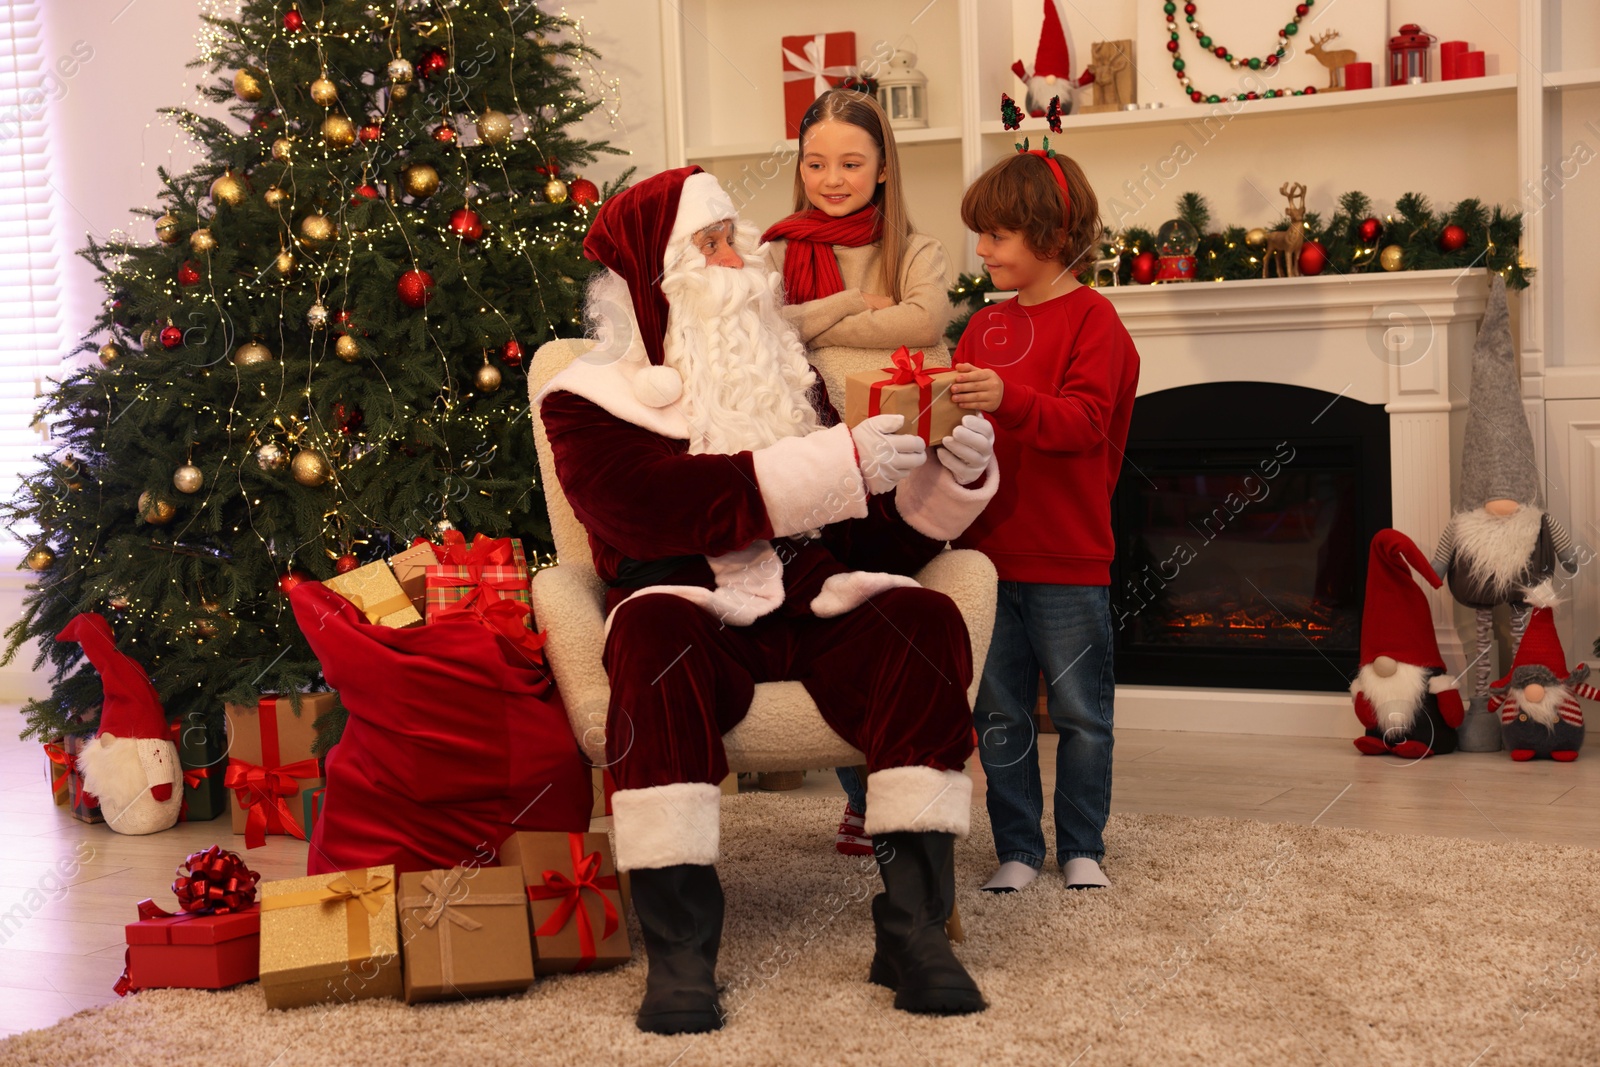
[289, 582, 591, 876]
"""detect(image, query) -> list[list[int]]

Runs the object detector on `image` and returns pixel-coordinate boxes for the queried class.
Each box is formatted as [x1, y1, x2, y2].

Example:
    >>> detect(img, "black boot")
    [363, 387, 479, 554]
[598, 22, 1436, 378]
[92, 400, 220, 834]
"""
[869, 832, 986, 1015]
[629, 864, 725, 1034]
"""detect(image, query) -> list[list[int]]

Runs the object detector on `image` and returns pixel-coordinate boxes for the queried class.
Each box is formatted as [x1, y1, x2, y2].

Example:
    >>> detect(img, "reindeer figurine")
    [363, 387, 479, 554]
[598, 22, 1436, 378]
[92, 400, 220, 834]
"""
[1306, 30, 1358, 91]
[1262, 182, 1308, 279]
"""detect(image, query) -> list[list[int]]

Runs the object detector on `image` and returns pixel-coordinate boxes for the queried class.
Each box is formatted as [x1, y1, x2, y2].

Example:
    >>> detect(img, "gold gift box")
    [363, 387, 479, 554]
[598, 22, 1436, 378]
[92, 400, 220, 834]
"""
[398, 866, 535, 1003]
[323, 560, 423, 628]
[259, 865, 402, 1009]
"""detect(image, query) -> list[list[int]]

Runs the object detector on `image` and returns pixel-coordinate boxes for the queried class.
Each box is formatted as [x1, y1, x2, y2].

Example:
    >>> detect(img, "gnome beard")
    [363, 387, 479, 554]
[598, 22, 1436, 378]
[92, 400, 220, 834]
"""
[1352, 660, 1429, 741]
[1453, 505, 1543, 602]
[659, 229, 820, 456]
[76, 732, 183, 835]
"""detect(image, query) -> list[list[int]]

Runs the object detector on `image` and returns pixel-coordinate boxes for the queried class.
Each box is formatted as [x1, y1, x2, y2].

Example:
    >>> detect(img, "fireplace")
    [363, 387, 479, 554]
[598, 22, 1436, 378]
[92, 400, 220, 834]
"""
[1111, 382, 1392, 692]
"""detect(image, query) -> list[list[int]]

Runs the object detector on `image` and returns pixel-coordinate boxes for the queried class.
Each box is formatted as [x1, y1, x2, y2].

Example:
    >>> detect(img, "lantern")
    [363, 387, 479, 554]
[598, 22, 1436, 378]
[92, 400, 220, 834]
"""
[1155, 219, 1199, 284]
[875, 50, 928, 130]
[1388, 24, 1436, 86]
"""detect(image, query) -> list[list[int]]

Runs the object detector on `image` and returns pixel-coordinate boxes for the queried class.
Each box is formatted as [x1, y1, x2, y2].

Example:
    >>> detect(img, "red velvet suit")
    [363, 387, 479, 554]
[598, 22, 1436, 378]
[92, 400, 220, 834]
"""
[541, 387, 979, 790]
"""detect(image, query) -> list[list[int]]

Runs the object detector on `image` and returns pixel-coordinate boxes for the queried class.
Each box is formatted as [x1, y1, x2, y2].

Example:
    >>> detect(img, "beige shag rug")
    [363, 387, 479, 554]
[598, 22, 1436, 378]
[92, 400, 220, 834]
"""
[4, 794, 1600, 1067]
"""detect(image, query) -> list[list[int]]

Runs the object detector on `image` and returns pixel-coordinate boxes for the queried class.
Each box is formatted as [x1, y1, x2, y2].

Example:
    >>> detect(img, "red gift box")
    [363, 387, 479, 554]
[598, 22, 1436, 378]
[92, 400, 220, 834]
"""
[781, 32, 858, 138]
[424, 533, 545, 665]
[122, 905, 260, 992]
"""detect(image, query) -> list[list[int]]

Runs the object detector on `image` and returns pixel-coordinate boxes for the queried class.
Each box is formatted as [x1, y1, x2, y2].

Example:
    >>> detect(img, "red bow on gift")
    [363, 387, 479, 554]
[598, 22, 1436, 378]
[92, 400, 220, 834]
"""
[870, 346, 955, 441]
[223, 757, 320, 849]
[436, 530, 514, 567]
[173, 844, 259, 915]
[44, 740, 98, 811]
[526, 834, 621, 971]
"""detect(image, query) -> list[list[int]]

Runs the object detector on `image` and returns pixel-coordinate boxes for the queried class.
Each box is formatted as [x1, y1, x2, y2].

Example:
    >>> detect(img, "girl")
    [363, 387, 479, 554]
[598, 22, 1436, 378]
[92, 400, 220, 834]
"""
[761, 88, 956, 857]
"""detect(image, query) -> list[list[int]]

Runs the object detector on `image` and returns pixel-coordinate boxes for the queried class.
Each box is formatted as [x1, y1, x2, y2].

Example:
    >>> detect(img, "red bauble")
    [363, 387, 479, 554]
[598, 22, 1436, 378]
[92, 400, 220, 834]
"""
[332, 400, 364, 435]
[251, 109, 277, 131]
[277, 569, 311, 593]
[351, 183, 380, 204]
[1298, 240, 1328, 277]
[160, 325, 184, 349]
[501, 339, 523, 367]
[433, 124, 458, 144]
[1130, 251, 1159, 285]
[1358, 216, 1382, 245]
[418, 48, 449, 78]
[333, 554, 359, 574]
[570, 178, 600, 207]
[283, 8, 303, 31]
[397, 268, 435, 308]
[1439, 224, 1469, 252]
[449, 208, 483, 241]
[177, 260, 201, 286]
[358, 123, 382, 142]
[332, 309, 353, 330]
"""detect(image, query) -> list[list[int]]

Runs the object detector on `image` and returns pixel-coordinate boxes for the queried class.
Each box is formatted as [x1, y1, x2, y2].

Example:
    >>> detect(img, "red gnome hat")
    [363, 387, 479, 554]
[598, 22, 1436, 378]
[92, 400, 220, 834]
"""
[1492, 581, 1573, 688]
[56, 613, 168, 741]
[1360, 529, 1447, 670]
[1032, 0, 1072, 78]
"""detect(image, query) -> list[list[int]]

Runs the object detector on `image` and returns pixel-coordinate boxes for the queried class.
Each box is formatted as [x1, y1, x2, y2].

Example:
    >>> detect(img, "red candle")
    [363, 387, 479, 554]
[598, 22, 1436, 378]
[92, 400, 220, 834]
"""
[1344, 62, 1373, 90]
[1460, 51, 1486, 78]
[1440, 41, 1469, 80]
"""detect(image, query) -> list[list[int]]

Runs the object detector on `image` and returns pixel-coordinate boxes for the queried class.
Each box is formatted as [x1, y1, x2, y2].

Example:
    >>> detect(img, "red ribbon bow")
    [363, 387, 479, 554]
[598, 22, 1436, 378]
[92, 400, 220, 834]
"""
[525, 834, 621, 971]
[223, 757, 320, 849]
[437, 530, 514, 567]
[44, 740, 99, 811]
[869, 346, 955, 441]
[172, 844, 259, 915]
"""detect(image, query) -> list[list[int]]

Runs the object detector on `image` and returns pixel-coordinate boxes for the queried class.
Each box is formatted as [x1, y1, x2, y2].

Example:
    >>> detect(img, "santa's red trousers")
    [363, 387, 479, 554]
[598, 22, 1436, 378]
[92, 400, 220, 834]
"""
[601, 587, 975, 788]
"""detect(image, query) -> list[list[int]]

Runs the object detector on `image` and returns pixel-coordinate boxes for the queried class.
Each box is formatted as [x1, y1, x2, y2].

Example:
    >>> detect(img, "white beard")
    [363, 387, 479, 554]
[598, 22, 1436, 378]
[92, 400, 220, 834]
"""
[75, 734, 183, 835]
[660, 234, 820, 456]
[1453, 506, 1543, 600]
[1351, 661, 1429, 735]
[1508, 685, 1567, 728]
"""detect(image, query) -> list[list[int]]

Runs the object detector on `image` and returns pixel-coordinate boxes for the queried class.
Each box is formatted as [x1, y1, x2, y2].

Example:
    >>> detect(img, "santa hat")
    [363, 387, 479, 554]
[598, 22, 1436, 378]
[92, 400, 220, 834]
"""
[1458, 275, 1540, 509]
[1359, 529, 1447, 669]
[56, 613, 168, 741]
[580, 166, 737, 368]
[1491, 579, 1583, 688]
[1032, 1, 1072, 78]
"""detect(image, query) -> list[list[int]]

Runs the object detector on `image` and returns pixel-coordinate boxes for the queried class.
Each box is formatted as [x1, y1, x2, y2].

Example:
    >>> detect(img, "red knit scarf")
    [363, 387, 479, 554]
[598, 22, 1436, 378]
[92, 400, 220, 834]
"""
[761, 208, 883, 305]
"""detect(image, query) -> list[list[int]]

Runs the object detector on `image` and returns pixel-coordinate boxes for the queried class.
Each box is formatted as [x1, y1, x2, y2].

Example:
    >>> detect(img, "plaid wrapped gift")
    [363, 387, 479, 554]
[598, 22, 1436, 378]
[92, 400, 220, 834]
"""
[424, 534, 533, 624]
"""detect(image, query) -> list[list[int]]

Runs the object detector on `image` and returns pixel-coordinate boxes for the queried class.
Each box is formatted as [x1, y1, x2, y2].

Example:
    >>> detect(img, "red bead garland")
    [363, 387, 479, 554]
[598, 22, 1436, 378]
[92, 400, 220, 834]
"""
[1167, 0, 1321, 104]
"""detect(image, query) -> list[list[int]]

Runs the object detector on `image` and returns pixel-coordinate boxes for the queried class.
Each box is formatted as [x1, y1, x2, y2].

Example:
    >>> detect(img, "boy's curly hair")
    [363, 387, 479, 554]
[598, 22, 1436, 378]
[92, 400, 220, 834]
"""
[960, 152, 1102, 272]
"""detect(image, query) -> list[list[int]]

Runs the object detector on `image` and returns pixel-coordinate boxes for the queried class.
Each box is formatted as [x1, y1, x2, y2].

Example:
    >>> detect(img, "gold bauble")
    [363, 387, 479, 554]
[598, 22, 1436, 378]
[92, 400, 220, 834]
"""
[232, 341, 272, 367]
[335, 334, 362, 362]
[98, 342, 124, 367]
[475, 360, 503, 393]
[24, 546, 55, 572]
[387, 57, 414, 85]
[275, 249, 295, 276]
[271, 137, 294, 161]
[300, 213, 334, 243]
[233, 69, 263, 102]
[389, 83, 410, 101]
[211, 171, 248, 206]
[322, 113, 356, 148]
[1245, 227, 1268, 247]
[309, 76, 339, 107]
[290, 449, 331, 487]
[403, 164, 440, 198]
[173, 463, 204, 494]
[263, 185, 287, 207]
[544, 177, 569, 204]
[155, 214, 182, 244]
[1380, 244, 1404, 272]
[255, 442, 289, 471]
[137, 491, 176, 525]
[476, 108, 512, 145]
[193, 601, 226, 639]
[190, 227, 217, 254]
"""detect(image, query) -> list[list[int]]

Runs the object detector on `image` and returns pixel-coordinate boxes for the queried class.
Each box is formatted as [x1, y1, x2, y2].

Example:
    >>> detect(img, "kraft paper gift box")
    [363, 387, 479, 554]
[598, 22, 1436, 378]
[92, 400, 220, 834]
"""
[43, 739, 72, 808]
[388, 541, 439, 615]
[398, 866, 535, 1003]
[55, 734, 104, 824]
[122, 905, 260, 992]
[781, 32, 857, 138]
[499, 831, 631, 975]
[323, 559, 423, 628]
[259, 865, 402, 1009]
[843, 346, 962, 446]
[224, 693, 333, 848]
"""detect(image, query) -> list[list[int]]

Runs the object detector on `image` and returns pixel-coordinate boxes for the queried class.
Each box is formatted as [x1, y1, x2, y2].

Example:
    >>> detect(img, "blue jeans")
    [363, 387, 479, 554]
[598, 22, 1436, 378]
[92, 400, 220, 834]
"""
[836, 766, 867, 813]
[974, 582, 1114, 868]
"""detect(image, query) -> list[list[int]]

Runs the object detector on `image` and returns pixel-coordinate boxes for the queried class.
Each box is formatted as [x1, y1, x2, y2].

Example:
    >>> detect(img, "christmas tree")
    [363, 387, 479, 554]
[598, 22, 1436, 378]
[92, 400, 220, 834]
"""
[4, 0, 622, 746]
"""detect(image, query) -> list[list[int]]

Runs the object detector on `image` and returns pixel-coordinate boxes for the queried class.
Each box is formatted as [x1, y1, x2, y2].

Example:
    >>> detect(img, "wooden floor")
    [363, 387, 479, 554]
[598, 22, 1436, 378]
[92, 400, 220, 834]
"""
[2, 716, 1596, 1036]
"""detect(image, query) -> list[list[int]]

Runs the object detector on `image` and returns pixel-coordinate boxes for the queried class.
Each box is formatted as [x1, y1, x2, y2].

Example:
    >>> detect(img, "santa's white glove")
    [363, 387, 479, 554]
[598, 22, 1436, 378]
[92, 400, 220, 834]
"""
[936, 414, 995, 486]
[851, 413, 926, 495]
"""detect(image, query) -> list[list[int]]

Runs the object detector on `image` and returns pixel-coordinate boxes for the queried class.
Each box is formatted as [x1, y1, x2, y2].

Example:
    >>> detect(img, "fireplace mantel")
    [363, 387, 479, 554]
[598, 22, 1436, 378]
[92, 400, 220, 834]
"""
[1092, 269, 1494, 736]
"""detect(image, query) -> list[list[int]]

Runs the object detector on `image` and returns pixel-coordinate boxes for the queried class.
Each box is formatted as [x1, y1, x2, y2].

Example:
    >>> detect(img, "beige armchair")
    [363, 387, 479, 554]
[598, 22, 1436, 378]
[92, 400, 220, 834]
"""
[528, 338, 997, 771]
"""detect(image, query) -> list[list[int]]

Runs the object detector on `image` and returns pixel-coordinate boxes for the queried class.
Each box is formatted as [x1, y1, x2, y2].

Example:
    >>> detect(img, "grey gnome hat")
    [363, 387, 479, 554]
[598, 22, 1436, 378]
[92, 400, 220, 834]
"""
[1458, 275, 1540, 509]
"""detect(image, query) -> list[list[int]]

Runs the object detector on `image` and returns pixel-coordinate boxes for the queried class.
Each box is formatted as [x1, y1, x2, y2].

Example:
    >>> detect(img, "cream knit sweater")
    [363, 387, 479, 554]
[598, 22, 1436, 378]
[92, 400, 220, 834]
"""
[763, 233, 955, 406]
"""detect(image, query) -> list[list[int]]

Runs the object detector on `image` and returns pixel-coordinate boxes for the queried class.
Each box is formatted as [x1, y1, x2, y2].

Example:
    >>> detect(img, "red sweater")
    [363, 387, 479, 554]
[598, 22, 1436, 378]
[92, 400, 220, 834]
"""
[953, 286, 1140, 584]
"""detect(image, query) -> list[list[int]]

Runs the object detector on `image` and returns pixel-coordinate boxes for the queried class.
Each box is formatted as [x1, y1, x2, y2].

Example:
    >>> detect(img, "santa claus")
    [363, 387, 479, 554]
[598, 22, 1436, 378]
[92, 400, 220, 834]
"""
[1488, 580, 1597, 761]
[536, 167, 999, 1033]
[1351, 530, 1464, 758]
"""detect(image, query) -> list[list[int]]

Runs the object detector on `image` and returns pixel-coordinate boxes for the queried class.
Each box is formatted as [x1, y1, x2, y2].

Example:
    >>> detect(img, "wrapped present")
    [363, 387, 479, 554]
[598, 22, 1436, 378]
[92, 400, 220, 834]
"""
[424, 533, 545, 664]
[781, 32, 857, 138]
[398, 866, 535, 1003]
[115, 845, 262, 995]
[590, 766, 614, 819]
[172, 712, 228, 822]
[43, 738, 71, 807]
[844, 346, 961, 446]
[259, 865, 402, 1009]
[302, 785, 326, 835]
[51, 734, 103, 823]
[388, 540, 438, 615]
[224, 693, 333, 848]
[323, 559, 422, 628]
[499, 831, 630, 974]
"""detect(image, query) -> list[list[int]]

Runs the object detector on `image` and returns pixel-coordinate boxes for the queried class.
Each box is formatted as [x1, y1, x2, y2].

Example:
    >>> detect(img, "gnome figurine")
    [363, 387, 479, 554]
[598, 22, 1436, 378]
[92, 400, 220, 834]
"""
[1010, 0, 1090, 117]
[58, 613, 182, 835]
[1432, 276, 1578, 724]
[1351, 530, 1465, 757]
[1488, 580, 1598, 761]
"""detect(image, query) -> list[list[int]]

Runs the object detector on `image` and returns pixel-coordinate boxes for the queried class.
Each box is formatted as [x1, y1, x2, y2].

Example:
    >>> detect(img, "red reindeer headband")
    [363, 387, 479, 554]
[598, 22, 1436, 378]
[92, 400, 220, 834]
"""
[1014, 135, 1071, 217]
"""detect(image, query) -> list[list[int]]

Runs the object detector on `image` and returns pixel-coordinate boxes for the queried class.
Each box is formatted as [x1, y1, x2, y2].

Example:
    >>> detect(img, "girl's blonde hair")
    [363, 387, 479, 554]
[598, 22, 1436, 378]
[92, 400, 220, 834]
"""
[792, 89, 913, 303]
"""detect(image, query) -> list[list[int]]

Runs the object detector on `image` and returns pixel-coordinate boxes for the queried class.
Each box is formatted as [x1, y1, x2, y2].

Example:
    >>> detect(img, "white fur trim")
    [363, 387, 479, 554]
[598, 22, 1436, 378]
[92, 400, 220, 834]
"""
[1521, 578, 1561, 611]
[77, 736, 182, 836]
[1453, 506, 1543, 601]
[863, 766, 972, 837]
[893, 454, 1001, 542]
[1351, 661, 1428, 735]
[632, 364, 683, 408]
[809, 571, 921, 618]
[610, 781, 721, 871]
[666, 173, 738, 259]
[750, 423, 868, 538]
[602, 541, 787, 637]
